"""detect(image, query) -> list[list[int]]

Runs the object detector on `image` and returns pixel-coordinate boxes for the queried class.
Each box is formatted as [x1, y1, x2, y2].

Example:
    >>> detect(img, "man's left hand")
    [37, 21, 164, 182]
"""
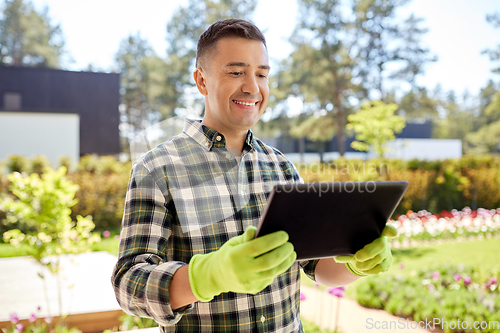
[334, 224, 398, 277]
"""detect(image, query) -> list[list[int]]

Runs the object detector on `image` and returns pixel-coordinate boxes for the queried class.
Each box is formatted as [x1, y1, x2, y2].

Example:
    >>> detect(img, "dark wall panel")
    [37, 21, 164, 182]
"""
[0, 66, 120, 155]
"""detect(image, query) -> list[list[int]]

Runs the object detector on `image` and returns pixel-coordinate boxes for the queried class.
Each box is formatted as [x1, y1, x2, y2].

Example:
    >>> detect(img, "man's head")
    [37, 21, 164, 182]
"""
[194, 19, 270, 140]
[196, 18, 267, 70]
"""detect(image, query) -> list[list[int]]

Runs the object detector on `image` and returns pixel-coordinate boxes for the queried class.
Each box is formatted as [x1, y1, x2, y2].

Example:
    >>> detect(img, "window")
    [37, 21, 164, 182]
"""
[4, 92, 22, 110]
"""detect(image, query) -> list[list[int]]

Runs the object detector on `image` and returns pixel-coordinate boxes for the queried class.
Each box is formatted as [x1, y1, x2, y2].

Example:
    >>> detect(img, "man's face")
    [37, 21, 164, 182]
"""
[194, 37, 270, 136]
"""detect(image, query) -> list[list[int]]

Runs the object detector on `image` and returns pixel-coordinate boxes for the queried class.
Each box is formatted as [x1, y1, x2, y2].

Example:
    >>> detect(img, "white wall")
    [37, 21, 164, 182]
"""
[0, 112, 79, 164]
[377, 138, 462, 160]
[284, 138, 462, 163]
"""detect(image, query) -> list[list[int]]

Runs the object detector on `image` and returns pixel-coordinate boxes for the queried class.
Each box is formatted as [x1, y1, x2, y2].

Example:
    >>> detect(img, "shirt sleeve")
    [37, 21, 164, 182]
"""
[111, 160, 194, 326]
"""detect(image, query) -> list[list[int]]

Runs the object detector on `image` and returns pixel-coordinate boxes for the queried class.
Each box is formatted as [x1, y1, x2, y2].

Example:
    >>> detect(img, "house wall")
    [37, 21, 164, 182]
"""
[0, 112, 79, 163]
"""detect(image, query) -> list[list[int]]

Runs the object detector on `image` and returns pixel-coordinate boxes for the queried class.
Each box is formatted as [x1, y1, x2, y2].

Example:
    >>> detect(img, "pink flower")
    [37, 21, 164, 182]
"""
[44, 317, 53, 324]
[453, 273, 462, 282]
[399, 263, 404, 270]
[103, 230, 111, 238]
[16, 323, 23, 332]
[300, 292, 306, 301]
[314, 283, 321, 287]
[432, 271, 440, 280]
[427, 284, 435, 290]
[327, 287, 345, 298]
[491, 277, 498, 285]
[464, 276, 471, 286]
[28, 313, 37, 323]
[114, 235, 120, 241]
[9, 313, 19, 324]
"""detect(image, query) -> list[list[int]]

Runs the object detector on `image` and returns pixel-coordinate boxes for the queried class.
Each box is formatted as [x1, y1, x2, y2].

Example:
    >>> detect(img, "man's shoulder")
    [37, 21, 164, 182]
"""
[253, 137, 293, 163]
[133, 132, 193, 169]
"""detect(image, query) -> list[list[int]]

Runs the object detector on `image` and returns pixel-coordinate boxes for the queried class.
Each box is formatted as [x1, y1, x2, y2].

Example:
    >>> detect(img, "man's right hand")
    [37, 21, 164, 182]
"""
[188, 226, 296, 302]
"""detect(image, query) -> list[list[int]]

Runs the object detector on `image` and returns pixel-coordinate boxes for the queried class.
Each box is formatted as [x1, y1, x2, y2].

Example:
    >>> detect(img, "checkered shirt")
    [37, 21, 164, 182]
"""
[111, 118, 318, 332]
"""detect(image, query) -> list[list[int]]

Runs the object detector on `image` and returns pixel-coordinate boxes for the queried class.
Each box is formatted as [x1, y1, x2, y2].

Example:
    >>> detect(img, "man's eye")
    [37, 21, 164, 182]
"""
[230, 72, 242, 76]
[259, 74, 268, 79]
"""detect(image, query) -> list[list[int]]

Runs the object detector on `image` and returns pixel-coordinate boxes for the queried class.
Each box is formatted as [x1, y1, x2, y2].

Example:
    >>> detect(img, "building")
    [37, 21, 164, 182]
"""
[0, 66, 120, 163]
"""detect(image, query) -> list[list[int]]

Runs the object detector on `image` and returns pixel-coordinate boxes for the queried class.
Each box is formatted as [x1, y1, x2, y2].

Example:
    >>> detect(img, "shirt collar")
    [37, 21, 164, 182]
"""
[183, 118, 256, 151]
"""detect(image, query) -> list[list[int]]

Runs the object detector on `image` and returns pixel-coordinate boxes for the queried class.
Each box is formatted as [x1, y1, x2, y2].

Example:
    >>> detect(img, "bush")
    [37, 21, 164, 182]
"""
[298, 155, 500, 215]
[355, 265, 500, 333]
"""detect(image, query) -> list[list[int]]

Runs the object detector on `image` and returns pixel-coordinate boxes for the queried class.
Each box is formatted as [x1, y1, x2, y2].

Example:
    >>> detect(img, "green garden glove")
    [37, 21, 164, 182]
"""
[188, 226, 297, 302]
[334, 224, 398, 277]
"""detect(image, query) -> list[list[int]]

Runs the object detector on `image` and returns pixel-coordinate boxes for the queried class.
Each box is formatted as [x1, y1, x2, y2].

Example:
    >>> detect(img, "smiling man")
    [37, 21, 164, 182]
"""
[112, 19, 395, 332]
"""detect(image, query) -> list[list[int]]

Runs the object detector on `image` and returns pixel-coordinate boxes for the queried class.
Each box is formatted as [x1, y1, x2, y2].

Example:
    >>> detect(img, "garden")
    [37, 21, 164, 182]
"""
[1, 155, 499, 333]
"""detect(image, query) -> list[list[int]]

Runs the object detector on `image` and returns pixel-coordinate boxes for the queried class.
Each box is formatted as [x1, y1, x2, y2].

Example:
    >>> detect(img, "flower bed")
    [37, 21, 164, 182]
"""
[388, 207, 500, 242]
[355, 265, 500, 333]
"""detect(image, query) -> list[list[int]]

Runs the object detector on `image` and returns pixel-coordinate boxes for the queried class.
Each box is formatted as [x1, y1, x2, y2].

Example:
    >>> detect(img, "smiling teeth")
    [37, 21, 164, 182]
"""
[234, 100, 256, 106]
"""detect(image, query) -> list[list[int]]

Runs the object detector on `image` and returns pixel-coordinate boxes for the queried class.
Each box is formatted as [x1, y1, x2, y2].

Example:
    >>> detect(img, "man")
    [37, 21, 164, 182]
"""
[111, 18, 396, 332]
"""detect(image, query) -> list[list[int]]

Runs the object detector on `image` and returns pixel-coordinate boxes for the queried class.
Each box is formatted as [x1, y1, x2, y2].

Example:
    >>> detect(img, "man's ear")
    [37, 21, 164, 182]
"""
[193, 68, 208, 96]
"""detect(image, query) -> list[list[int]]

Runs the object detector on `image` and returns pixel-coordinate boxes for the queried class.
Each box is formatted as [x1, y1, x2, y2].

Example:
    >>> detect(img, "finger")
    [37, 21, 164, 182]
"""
[355, 236, 388, 262]
[364, 254, 393, 275]
[241, 231, 289, 257]
[352, 247, 390, 271]
[252, 242, 295, 271]
[381, 224, 398, 238]
[243, 226, 257, 242]
[334, 255, 354, 263]
[258, 250, 297, 280]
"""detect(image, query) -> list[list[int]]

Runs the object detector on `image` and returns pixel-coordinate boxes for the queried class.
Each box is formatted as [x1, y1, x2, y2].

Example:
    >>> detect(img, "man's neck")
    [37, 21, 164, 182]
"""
[201, 119, 248, 153]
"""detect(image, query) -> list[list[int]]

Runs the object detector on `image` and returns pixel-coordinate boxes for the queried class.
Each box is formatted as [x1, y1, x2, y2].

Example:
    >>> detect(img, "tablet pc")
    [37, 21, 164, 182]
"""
[255, 181, 408, 260]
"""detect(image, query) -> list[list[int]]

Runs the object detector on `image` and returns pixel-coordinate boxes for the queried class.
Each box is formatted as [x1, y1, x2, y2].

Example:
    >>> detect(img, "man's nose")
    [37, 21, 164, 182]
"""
[241, 75, 259, 95]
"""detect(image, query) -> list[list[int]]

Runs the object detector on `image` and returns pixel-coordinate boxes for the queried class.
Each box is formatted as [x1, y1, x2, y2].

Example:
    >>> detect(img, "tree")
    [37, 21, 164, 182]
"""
[346, 100, 406, 157]
[290, 113, 336, 163]
[115, 33, 170, 153]
[164, 0, 258, 114]
[397, 87, 440, 121]
[352, 0, 436, 100]
[279, 0, 363, 157]
[0, 0, 64, 67]
[483, 11, 500, 74]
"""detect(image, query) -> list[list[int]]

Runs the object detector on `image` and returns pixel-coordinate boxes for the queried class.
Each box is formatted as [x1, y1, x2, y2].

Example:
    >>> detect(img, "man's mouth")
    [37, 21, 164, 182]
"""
[233, 100, 258, 106]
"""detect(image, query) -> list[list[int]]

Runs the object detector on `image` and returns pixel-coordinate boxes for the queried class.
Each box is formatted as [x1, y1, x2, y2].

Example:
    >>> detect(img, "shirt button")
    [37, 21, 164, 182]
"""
[225, 153, 232, 159]
[216, 135, 222, 141]
[260, 315, 265, 323]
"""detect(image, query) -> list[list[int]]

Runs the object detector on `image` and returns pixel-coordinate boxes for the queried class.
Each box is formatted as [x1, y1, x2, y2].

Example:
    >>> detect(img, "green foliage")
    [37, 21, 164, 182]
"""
[355, 264, 500, 332]
[0, 0, 65, 67]
[297, 156, 500, 214]
[6, 154, 31, 173]
[347, 100, 406, 157]
[2, 322, 81, 333]
[0, 166, 100, 272]
[118, 314, 158, 330]
[301, 319, 340, 333]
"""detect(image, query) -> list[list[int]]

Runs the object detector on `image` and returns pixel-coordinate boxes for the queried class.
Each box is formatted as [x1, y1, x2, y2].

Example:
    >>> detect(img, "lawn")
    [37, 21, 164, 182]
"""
[301, 237, 500, 298]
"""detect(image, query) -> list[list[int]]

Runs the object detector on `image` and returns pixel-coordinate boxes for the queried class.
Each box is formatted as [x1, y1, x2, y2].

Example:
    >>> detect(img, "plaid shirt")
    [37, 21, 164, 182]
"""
[112, 119, 318, 332]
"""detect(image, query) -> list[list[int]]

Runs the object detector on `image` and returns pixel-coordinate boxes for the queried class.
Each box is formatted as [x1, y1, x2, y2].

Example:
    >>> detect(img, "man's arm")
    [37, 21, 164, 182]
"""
[169, 265, 198, 310]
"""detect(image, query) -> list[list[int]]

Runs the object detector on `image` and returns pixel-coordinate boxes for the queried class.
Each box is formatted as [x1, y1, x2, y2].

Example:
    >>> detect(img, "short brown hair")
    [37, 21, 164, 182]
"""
[196, 19, 267, 69]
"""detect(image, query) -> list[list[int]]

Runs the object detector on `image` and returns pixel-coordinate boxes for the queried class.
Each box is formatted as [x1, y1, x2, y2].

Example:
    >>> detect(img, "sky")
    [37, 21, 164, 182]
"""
[29, 0, 500, 97]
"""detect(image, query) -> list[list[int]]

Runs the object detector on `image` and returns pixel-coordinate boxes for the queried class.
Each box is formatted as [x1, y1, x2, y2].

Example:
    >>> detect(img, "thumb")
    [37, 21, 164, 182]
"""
[381, 224, 398, 238]
[334, 255, 354, 264]
[242, 225, 257, 242]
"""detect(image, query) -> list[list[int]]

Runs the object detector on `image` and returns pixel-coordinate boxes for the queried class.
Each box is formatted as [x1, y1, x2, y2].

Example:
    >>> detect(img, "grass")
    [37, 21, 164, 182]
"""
[301, 237, 500, 299]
